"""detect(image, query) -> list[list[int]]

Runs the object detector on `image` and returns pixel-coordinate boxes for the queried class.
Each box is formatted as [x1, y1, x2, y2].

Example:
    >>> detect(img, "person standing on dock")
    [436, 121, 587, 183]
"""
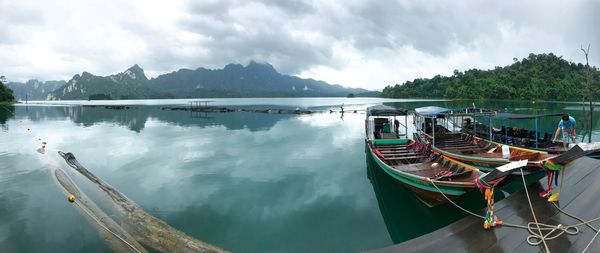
[552, 114, 576, 149]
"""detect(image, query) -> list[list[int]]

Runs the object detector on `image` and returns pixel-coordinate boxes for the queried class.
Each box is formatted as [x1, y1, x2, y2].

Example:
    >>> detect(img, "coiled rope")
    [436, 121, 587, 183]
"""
[428, 168, 600, 252]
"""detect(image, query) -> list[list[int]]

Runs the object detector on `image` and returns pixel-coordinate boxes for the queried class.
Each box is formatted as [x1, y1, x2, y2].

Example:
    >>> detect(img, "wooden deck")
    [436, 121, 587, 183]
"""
[366, 157, 600, 253]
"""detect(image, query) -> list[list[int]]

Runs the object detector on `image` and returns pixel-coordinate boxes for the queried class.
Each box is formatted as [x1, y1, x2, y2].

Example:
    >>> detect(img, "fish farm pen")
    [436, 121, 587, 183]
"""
[366, 157, 600, 253]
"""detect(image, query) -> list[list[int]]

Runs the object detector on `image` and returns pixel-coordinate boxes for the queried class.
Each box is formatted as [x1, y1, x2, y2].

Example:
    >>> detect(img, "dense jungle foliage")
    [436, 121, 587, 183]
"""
[381, 53, 599, 101]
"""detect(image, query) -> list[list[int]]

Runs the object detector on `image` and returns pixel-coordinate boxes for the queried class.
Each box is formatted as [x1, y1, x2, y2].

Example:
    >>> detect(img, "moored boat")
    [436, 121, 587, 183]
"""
[413, 106, 559, 171]
[365, 105, 506, 206]
[459, 112, 600, 158]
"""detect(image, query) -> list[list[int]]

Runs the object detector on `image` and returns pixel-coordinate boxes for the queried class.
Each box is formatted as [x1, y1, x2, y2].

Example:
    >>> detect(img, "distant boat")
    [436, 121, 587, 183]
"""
[365, 105, 505, 206]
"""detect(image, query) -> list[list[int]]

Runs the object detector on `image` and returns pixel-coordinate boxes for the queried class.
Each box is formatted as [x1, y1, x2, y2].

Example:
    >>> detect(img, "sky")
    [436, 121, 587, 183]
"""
[0, 0, 598, 90]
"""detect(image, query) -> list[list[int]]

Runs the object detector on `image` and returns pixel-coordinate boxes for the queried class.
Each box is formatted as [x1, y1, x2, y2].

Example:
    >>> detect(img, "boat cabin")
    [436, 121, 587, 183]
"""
[366, 105, 409, 140]
[414, 106, 497, 146]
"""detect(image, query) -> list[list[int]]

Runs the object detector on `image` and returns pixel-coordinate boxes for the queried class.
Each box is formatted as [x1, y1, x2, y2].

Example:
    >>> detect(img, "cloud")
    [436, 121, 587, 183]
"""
[0, 0, 598, 90]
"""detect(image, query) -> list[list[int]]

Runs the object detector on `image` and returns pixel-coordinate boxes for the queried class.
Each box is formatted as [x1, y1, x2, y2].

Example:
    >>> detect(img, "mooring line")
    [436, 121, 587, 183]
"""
[428, 170, 600, 252]
[518, 168, 549, 252]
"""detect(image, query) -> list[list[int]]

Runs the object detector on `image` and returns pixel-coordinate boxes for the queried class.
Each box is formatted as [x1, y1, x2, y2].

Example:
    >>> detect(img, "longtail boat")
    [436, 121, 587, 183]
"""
[365, 105, 510, 206]
[413, 106, 559, 171]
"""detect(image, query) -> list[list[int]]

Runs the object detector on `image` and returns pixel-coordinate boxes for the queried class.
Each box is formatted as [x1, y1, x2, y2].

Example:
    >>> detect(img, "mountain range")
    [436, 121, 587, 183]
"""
[6, 80, 66, 100]
[8, 62, 369, 100]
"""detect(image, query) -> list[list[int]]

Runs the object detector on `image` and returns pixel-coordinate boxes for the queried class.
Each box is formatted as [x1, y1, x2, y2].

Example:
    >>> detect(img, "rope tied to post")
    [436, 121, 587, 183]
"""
[476, 174, 503, 229]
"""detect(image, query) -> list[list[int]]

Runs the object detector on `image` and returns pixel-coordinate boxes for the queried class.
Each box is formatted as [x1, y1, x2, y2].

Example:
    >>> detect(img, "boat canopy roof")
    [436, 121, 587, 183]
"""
[414, 106, 497, 117]
[366, 105, 408, 116]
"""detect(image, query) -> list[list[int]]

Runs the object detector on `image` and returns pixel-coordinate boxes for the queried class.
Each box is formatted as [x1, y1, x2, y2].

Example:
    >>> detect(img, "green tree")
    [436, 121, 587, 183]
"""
[0, 76, 15, 102]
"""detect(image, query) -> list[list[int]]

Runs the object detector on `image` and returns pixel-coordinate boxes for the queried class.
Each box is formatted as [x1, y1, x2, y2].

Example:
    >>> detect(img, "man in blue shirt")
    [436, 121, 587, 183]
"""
[552, 114, 576, 149]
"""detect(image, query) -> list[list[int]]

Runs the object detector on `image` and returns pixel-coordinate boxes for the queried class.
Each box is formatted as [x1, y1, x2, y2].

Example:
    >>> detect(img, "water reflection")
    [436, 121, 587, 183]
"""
[0, 104, 392, 253]
[0, 106, 15, 132]
[1, 98, 599, 252]
[10, 105, 295, 132]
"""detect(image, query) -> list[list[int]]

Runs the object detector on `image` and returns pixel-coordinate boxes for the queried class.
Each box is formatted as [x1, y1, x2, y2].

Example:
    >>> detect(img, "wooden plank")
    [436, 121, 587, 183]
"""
[385, 156, 427, 160]
[376, 147, 410, 150]
[377, 144, 409, 148]
[379, 150, 411, 154]
[382, 153, 421, 158]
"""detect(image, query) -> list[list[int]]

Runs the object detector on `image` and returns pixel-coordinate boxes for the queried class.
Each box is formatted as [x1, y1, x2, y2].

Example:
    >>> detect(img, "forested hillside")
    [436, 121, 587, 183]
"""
[381, 53, 599, 100]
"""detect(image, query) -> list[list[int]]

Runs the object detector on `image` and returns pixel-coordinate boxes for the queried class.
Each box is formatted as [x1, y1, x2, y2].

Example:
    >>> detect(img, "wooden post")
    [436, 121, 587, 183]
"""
[535, 117, 539, 148]
[489, 116, 492, 141]
[432, 116, 436, 146]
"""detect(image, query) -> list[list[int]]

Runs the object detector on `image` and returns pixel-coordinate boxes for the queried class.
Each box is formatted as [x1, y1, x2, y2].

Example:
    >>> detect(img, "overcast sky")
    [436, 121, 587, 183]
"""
[1, 0, 598, 90]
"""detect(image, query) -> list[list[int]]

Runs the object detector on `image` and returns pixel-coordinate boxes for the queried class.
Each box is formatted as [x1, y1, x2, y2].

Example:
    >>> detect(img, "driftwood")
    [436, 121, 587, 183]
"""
[58, 151, 228, 253]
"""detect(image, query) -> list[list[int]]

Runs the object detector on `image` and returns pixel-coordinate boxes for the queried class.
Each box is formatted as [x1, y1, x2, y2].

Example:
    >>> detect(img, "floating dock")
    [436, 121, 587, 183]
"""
[366, 157, 600, 252]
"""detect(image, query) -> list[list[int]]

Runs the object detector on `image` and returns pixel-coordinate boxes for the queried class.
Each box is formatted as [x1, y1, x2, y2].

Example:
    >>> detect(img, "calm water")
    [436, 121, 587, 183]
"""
[1, 98, 599, 253]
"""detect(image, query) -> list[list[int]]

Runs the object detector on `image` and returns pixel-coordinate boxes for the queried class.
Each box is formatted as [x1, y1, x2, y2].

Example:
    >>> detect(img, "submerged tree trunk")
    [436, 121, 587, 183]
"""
[58, 151, 229, 253]
[53, 168, 149, 253]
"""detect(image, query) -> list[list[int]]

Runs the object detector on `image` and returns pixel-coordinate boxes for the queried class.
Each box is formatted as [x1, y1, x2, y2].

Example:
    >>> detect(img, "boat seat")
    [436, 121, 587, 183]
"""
[376, 147, 409, 150]
[383, 153, 422, 158]
[385, 155, 427, 161]
[376, 144, 409, 148]
[378, 150, 411, 154]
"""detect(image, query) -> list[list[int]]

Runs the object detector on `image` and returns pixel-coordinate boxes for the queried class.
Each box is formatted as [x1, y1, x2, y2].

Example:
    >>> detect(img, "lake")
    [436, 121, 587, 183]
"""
[1, 98, 599, 253]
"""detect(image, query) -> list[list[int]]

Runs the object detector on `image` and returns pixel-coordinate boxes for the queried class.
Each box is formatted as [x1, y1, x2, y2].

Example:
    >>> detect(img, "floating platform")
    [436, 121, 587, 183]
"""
[366, 157, 600, 253]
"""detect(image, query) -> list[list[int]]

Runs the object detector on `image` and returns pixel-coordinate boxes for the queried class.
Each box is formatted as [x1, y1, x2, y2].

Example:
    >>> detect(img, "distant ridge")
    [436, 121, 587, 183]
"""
[20, 61, 368, 100]
[148, 61, 368, 98]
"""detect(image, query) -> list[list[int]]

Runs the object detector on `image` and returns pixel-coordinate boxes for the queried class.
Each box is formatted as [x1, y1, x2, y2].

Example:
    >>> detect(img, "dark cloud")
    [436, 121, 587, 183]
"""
[180, 0, 333, 74]
[0, 0, 598, 88]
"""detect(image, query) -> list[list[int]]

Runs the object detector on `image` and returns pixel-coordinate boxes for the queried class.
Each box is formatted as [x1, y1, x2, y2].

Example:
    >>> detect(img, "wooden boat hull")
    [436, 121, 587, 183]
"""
[365, 140, 480, 206]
